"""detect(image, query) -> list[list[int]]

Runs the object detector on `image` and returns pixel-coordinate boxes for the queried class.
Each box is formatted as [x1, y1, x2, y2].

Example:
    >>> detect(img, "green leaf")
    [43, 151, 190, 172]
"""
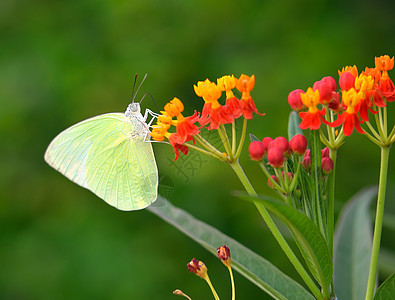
[249, 133, 260, 142]
[374, 273, 395, 300]
[238, 193, 332, 289]
[148, 198, 314, 300]
[288, 111, 304, 140]
[334, 186, 377, 300]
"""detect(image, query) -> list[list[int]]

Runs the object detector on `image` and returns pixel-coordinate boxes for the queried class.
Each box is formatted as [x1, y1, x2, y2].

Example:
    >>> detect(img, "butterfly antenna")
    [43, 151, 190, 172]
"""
[130, 73, 139, 101]
[131, 73, 148, 103]
[140, 92, 160, 111]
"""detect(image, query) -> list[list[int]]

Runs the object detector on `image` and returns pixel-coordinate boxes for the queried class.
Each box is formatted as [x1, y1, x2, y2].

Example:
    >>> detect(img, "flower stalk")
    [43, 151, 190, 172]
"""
[365, 145, 390, 300]
[230, 161, 324, 300]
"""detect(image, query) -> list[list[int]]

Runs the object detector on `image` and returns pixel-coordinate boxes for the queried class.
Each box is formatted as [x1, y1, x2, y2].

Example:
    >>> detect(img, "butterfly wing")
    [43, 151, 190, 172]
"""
[44, 113, 158, 210]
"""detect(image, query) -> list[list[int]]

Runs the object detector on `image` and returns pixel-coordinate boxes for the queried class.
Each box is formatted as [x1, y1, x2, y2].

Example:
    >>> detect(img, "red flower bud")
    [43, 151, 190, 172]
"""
[302, 155, 311, 171]
[321, 147, 330, 159]
[262, 137, 273, 153]
[288, 89, 305, 111]
[249, 141, 266, 161]
[267, 147, 285, 168]
[269, 136, 289, 153]
[289, 134, 307, 155]
[321, 157, 334, 174]
[322, 76, 337, 91]
[339, 72, 355, 91]
[313, 79, 332, 103]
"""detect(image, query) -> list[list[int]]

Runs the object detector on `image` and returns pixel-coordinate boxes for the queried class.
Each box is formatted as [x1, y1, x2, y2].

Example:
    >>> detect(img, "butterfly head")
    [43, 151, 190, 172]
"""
[125, 102, 141, 117]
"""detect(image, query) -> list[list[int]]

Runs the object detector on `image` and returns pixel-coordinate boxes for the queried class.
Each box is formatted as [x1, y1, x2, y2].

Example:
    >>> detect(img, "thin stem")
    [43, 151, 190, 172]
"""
[217, 126, 233, 160]
[387, 124, 395, 144]
[288, 155, 302, 192]
[184, 143, 227, 162]
[232, 122, 236, 154]
[319, 128, 331, 149]
[334, 127, 346, 149]
[365, 121, 382, 141]
[374, 110, 385, 138]
[365, 146, 390, 300]
[230, 161, 323, 300]
[378, 107, 385, 135]
[311, 130, 326, 238]
[259, 162, 285, 193]
[205, 276, 220, 300]
[327, 149, 337, 257]
[228, 266, 235, 300]
[235, 118, 248, 158]
[219, 124, 233, 160]
[195, 134, 224, 157]
[363, 130, 382, 147]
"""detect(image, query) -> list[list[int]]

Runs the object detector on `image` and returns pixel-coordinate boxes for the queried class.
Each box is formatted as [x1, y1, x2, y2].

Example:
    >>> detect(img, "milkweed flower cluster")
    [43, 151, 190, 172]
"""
[289, 55, 395, 139]
[249, 134, 308, 197]
[151, 74, 263, 161]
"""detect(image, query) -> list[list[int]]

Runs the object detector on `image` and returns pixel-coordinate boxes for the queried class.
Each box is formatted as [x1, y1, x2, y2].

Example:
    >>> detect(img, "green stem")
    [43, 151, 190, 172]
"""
[365, 146, 390, 300]
[232, 122, 236, 155]
[218, 125, 233, 160]
[259, 162, 285, 193]
[230, 161, 323, 300]
[311, 130, 326, 238]
[327, 149, 337, 257]
[365, 121, 382, 141]
[184, 143, 227, 162]
[235, 118, 248, 158]
[195, 134, 224, 157]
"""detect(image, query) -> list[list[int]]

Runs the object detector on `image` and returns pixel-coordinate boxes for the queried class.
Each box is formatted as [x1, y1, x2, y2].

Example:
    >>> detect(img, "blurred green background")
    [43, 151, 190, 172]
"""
[1, 0, 395, 299]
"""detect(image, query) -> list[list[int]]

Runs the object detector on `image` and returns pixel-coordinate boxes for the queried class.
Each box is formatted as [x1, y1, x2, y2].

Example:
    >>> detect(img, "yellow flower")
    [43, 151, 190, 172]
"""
[300, 87, 320, 113]
[194, 79, 222, 108]
[342, 88, 361, 114]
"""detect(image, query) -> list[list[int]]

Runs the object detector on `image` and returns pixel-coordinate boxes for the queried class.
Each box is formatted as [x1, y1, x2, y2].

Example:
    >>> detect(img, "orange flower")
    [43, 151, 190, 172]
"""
[195, 78, 234, 129]
[151, 98, 199, 160]
[362, 67, 386, 107]
[354, 74, 376, 122]
[330, 88, 364, 136]
[236, 74, 264, 119]
[299, 88, 327, 130]
[218, 75, 243, 119]
[375, 55, 394, 76]
[375, 56, 395, 102]
[338, 65, 358, 78]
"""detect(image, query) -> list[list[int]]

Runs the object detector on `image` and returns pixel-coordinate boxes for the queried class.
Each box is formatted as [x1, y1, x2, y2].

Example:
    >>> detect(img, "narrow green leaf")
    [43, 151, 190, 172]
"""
[374, 273, 395, 300]
[249, 133, 260, 142]
[148, 198, 314, 300]
[288, 111, 304, 140]
[238, 193, 332, 289]
[334, 186, 377, 300]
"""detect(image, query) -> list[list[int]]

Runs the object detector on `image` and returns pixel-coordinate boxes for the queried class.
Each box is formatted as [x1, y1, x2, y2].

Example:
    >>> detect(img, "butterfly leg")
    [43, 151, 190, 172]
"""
[143, 109, 160, 127]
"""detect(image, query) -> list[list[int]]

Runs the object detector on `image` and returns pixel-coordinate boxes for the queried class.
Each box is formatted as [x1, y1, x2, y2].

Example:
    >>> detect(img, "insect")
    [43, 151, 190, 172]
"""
[44, 75, 159, 210]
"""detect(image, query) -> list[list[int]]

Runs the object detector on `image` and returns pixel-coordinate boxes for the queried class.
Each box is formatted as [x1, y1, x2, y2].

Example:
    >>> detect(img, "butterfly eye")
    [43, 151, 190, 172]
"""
[130, 103, 140, 112]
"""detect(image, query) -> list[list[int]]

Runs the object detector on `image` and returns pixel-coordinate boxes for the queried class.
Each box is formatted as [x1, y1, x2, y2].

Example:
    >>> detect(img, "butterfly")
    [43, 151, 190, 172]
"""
[44, 75, 159, 210]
